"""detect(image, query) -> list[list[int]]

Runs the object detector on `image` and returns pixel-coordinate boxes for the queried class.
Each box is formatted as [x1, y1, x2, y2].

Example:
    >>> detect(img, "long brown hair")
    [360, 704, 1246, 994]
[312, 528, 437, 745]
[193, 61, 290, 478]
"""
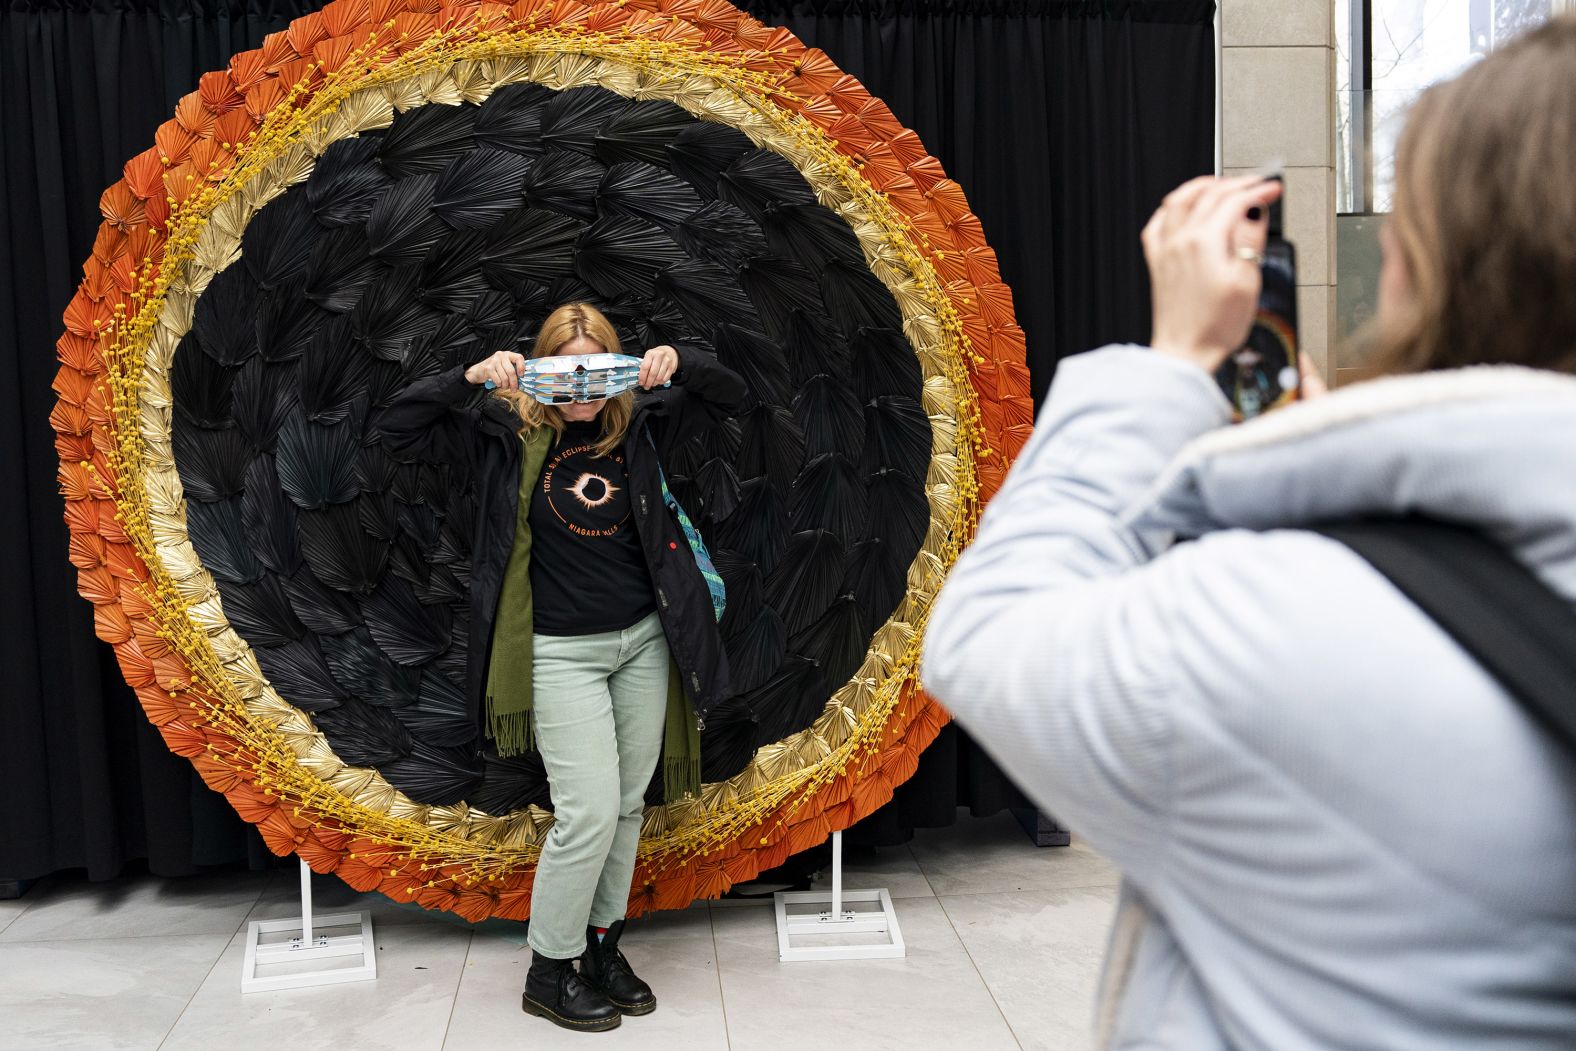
[1370, 16, 1576, 377]
[492, 302, 633, 457]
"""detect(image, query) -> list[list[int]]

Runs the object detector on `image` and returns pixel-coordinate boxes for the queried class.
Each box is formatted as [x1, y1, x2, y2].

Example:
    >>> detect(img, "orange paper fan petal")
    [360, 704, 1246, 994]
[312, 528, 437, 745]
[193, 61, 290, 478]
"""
[194, 754, 243, 793]
[67, 530, 107, 571]
[79, 257, 111, 301]
[198, 70, 245, 113]
[135, 685, 187, 727]
[93, 602, 132, 644]
[321, 0, 371, 37]
[98, 183, 146, 232]
[784, 48, 841, 96]
[154, 120, 197, 166]
[214, 108, 260, 150]
[286, 11, 330, 56]
[244, 77, 288, 121]
[228, 50, 271, 91]
[161, 721, 212, 759]
[122, 148, 168, 201]
[823, 74, 870, 113]
[226, 784, 279, 825]
[61, 291, 109, 339]
[313, 33, 357, 74]
[259, 30, 297, 71]
[174, 92, 216, 136]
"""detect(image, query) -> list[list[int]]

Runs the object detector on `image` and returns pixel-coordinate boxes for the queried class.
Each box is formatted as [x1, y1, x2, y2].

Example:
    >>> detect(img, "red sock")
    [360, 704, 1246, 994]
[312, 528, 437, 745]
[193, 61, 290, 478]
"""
[595, 926, 608, 942]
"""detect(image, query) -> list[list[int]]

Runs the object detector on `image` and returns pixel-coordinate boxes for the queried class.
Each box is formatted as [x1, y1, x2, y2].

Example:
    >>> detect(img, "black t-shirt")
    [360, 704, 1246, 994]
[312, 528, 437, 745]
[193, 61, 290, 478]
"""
[528, 421, 656, 636]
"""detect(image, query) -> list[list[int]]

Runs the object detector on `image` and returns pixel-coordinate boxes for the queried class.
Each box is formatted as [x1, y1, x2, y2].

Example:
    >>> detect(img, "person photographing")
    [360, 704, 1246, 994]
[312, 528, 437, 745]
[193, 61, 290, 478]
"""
[379, 302, 746, 1032]
[922, 19, 1576, 1051]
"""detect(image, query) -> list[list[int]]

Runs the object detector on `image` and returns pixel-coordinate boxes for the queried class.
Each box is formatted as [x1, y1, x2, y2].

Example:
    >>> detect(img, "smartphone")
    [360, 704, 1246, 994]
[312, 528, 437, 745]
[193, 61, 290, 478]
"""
[1215, 176, 1299, 420]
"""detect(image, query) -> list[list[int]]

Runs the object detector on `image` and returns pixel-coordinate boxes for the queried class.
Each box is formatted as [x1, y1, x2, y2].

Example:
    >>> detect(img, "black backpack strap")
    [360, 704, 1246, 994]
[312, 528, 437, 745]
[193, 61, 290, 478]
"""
[1311, 517, 1576, 757]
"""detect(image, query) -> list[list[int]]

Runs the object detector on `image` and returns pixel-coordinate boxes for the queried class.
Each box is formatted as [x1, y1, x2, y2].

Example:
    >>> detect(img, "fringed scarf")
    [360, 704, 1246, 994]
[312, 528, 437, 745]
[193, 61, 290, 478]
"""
[483, 426, 701, 802]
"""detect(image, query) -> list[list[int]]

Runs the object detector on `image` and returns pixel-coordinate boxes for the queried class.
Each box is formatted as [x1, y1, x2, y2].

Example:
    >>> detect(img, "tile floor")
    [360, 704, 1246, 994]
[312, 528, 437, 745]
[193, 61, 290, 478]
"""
[0, 810, 1120, 1051]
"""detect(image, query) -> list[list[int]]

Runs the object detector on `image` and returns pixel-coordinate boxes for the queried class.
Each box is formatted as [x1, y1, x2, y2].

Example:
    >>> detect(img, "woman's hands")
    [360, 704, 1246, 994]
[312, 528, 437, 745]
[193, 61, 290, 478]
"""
[638, 345, 680, 389]
[465, 349, 527, 389]
[1142, 175, 1284, 373]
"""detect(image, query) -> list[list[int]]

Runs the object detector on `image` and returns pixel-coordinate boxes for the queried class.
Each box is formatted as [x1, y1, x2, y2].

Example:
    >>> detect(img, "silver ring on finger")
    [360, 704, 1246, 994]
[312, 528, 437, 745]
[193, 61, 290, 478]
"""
[1232, 245, 1264, 265]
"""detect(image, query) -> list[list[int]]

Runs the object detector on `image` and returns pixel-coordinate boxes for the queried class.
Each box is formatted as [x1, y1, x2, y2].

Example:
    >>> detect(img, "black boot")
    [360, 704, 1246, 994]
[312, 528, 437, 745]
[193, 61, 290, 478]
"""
[579, 920, 657, 1015]
[522, 950, 621, 1031]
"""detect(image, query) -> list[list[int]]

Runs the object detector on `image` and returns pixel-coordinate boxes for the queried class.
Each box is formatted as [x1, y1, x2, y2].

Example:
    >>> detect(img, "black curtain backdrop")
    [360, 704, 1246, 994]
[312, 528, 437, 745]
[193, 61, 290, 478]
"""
[0, 0, 1214, 881]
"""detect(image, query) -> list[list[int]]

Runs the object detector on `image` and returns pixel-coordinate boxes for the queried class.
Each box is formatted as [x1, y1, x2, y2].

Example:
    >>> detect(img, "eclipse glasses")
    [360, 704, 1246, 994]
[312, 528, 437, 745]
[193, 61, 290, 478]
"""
[482, 353, 670, 404]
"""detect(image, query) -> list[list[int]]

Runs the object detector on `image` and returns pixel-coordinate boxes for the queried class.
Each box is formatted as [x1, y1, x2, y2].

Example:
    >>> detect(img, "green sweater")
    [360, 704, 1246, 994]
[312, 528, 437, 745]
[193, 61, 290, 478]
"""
[482, 426, 701, 802]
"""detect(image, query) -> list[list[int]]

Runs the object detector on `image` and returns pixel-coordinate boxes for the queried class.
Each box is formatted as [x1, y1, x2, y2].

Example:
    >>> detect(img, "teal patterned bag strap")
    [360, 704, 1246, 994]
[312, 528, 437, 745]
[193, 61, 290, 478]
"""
[646, 429, 726, 621]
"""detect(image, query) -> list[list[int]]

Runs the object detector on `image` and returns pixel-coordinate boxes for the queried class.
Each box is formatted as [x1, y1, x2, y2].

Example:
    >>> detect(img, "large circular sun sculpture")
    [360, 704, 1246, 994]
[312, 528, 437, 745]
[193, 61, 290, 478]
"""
[51, 0, 1033, 921]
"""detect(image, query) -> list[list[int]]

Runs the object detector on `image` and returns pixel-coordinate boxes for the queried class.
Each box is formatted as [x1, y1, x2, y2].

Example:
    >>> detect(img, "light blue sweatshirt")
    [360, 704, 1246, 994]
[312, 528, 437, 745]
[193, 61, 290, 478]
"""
[921, 346, 1576, 1050]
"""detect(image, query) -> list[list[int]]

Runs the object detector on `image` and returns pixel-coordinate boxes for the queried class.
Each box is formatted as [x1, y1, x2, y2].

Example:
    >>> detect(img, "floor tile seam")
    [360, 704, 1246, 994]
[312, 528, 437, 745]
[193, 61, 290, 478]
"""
[705, 903, 735, 1051]
[0, 929, 249, 946]
[904, 843, 947, 900]
[155, 928, 243, 1051]
[438, 929, 476, 1051]
[935, 893, 1026, 1051]
[928, 879, 1120, 900]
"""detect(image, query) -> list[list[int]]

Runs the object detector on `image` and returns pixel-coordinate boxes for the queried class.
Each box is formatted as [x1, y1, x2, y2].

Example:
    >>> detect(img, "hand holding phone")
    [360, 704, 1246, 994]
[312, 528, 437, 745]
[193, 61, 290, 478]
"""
[1213, 174, 1301, 420]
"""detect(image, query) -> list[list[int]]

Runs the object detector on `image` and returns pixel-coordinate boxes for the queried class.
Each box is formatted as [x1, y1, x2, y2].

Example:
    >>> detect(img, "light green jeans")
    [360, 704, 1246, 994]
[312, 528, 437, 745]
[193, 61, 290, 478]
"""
[527, 610, 669, 959]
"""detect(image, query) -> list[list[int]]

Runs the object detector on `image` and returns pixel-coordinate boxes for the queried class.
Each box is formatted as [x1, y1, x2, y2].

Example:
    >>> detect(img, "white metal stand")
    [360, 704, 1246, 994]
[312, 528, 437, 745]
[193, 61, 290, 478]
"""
[240, 859, 377, 992]
[773, 831, 906, 961]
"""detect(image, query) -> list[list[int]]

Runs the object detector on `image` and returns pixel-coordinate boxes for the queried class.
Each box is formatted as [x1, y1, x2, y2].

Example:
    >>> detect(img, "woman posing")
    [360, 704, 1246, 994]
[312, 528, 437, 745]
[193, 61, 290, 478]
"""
[379, 302, 747, 1032]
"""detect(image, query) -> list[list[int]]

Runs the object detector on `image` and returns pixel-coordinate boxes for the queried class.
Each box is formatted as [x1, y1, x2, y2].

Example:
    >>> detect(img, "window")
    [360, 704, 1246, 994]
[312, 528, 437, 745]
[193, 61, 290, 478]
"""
[1336, 1, 1568, 213]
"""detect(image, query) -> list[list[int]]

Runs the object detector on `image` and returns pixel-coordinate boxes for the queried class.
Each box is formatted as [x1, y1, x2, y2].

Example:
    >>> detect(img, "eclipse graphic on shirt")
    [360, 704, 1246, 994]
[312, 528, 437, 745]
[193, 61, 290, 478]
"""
[568, 472, 619, 510]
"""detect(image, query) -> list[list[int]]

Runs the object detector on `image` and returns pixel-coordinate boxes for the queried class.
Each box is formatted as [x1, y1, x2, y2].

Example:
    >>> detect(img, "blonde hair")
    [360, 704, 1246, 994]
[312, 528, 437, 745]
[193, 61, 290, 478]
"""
[1369, 16, 1576, 377]
[492, 301, 633, 457]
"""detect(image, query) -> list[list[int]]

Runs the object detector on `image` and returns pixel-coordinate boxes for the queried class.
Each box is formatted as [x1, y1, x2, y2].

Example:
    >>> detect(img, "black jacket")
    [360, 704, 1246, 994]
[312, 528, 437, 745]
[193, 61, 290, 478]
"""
[375, 347, 748, 734]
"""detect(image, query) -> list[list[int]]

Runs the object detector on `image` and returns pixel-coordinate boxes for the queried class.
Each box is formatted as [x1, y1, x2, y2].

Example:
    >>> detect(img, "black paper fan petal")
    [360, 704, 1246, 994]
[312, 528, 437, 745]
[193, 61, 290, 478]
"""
[418, 229, 491, 312]
[594, 99, 692, 167]
[305, 136, 393, 227]
[480, 207, 584, 290]
[243, 191, 320, 291]
[474, 81, 552, 156]
[378, 102, 479, 179]
[433, 147, 532, 229]
[298, 500, 390, 596]
[275, 414, 359, 511]
[760, 202, 865, 269]
[738, 254, 824, 339]
[736, 403, 805, 491]
[312, 698, 413, 765]
[575, 215, 688, 299]
[365, 174, 447, 266]
[357, 488, 401, 543]
[717, 149, 816, 223]
[790, 453, 868, 538]
[220, 574, 306, 647]
[256, 276, 328, 364]
[242, 453, 303, 576]
[700, 716, 757, 783]
[191, 265, 261, 365]
[597, 162, 704, 228]
[283, 563, 364, 635]
[253, 636, 346, 712]
[714, 548, 762, 633]
[470, 751, 552, 814]
[789, 592, 869, 701]
[320, 625, 421, 706]
[654, 260, 760, 334]
[350, 264, 442, 361]
[666, 121, 755, 197]
[172, 419, 253, 503]
[723, 605, 786, 695]
[764, 529, 844, 634]
[381, 740, 484, 806]
[298, 316, 372, 424]
[524, 149, 606, 220]
[170, 332, 235, 429]
[843, 537, 908, 625]
[303, 225, 380, 313]
[361, 574, 453, 666]
[540, 86, 629, 155]
[693, 456, 741, 525]
[711, 475, 787, 575]
[712, 322, 787, 409]
[862, 395, 932, 475]
[792, 372, 865, 459]
[819, 258, 904, 334]
[393, 670, 472, 746]
[231, 356, 300, 450]
[744, 655, 824, 746]
[185, 495, 264, 584]
[673, 200, 769, 271]
[781, 308, 848, 387]
[866, 465, 930, 557]
[850, 326, 924, 402]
